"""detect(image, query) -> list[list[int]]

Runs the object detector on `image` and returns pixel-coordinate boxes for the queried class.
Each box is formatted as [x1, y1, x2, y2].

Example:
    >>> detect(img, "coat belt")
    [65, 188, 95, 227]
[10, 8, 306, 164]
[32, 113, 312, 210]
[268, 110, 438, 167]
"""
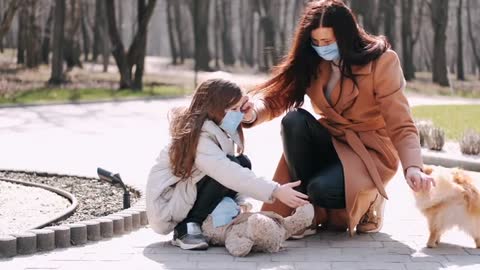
[319, 117, 389, 200]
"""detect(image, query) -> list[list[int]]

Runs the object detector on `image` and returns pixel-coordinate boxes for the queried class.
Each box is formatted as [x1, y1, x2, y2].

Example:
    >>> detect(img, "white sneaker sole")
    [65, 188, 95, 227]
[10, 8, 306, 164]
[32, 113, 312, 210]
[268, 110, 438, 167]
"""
[171, 239, 209, 250]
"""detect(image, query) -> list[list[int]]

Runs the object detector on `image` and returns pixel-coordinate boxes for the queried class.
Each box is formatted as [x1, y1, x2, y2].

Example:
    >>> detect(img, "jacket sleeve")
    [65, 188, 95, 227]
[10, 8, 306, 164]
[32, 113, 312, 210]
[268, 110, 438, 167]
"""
[195, 133, 279, 202]
[373, 50, 423, 172]
[242, 96, 284, 128]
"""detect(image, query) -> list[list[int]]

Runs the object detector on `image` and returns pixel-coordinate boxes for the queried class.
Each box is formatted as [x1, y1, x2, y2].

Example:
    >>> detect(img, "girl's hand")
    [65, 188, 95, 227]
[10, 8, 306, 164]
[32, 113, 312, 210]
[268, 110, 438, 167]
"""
[405, 167, 435, 192]
[273, 180, 309, 208]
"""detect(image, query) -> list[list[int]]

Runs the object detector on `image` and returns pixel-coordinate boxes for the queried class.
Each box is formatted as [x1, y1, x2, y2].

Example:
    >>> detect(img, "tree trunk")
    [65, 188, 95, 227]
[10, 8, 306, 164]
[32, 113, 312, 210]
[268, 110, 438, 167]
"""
[166, 0, 178, 65]
[17, 6, 27, 64]
[381, 0, 396, 49]
[93, 0, 104, 62]
[25, 0, 41, 68]
[466, 0, 480, 78]
[221, 0, 235, 66]
[81, 2, 91, 62]
[0, 0, 23, 41]
[255, 0, 277, 72]
[105, 0, 156, 90]
[105, 0, 131, 89]
[350, 0, 381, 34]
[63, 0, 82, 70]
[49, 0, 66, 84]
[132, 0, 155, 90]
[41, 5, 54, 64]
[431, 0, 450, 86]
[189, 0, 211, 71]
[172, 1, 184, 64]
[457, 0, 465, 80]
[214, 0, 220, 69]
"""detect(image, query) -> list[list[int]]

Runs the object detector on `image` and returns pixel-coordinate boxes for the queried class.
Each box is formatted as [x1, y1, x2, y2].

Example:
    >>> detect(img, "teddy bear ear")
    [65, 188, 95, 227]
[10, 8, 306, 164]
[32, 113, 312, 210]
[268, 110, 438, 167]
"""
[225, 235, 254, 257]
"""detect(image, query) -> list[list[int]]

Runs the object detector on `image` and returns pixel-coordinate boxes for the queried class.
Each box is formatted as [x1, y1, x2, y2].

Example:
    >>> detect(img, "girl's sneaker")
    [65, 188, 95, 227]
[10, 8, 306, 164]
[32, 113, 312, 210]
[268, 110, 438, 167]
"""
[172, 222, 209, 250]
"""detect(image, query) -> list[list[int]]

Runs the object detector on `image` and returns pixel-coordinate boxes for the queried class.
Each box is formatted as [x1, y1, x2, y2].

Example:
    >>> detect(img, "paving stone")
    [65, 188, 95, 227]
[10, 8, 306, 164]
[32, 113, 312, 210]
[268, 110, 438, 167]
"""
[80, 220, 102, 241]
[122, 210, 141, 229]
[106, 216, 124, 236]
[95, 218, 114, 238]
[44, 226, 71, 249]
[295, 262, 332, 270]
[403, 262, 444, 270]
[11, 232, 36, 255]
[257, 262, 296, 270]
[188, 253, 235, 262]
[332, 262, 406, 270]
[198, 262, 256, 269]
[0, 235, 17, 258]
[29, 229, 55, 252]
[67, 224, 87, 246]
[111, 213, 133, 232]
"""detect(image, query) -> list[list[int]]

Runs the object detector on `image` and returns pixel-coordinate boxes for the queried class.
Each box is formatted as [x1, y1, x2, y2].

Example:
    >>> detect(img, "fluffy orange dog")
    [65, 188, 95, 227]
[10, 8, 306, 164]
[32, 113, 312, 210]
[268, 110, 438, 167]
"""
[414, 165, 480, 248]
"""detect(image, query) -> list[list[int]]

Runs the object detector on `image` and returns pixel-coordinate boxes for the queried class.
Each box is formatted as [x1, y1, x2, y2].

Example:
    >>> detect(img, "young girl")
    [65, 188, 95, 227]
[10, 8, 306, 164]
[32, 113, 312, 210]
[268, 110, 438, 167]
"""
[146, 78, 308, 250]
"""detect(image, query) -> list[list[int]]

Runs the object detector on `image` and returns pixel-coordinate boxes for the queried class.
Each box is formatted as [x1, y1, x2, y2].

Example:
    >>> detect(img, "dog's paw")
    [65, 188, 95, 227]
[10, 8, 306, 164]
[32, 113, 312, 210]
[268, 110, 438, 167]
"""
[426, 240, 439, 248]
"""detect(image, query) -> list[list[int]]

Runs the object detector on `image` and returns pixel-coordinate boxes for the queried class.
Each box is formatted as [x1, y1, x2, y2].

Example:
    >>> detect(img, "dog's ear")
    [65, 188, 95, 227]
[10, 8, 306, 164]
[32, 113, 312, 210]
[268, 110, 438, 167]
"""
[423, 165, 433, 175]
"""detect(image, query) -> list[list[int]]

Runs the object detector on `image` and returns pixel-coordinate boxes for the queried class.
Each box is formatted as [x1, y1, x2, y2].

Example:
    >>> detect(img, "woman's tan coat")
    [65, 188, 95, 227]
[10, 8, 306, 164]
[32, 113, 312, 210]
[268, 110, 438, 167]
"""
[247, 50, 423, 234]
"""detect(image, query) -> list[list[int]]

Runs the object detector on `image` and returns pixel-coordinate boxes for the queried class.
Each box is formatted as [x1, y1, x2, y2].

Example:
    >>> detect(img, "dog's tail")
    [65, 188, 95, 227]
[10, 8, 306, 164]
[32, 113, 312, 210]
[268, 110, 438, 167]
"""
[452, 169, 480, 214]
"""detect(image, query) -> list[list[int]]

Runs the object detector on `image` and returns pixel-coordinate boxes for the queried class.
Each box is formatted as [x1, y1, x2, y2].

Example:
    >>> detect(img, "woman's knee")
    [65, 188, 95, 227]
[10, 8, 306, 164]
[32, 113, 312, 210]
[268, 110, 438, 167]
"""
[307, 179, 345, 209]
[227, 154, 252, 169]
[281, 108, 311, 133]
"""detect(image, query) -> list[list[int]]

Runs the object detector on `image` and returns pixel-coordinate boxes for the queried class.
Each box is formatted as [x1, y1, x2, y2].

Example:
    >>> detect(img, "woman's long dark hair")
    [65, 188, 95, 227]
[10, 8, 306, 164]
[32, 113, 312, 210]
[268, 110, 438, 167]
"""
[169, 78, 244, 180]
[251, 0, 390, 114]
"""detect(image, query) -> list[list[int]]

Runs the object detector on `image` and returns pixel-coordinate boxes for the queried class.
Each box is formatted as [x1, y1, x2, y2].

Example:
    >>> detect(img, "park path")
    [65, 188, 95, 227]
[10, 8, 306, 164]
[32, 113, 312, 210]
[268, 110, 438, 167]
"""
[1, 73, 480, 269]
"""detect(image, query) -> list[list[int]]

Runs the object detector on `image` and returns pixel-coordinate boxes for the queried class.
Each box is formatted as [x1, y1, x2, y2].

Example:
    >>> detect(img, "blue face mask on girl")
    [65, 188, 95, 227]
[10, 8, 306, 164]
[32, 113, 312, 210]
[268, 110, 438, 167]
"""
[311, 42, 340, 61]
[220, 110, 244, 135]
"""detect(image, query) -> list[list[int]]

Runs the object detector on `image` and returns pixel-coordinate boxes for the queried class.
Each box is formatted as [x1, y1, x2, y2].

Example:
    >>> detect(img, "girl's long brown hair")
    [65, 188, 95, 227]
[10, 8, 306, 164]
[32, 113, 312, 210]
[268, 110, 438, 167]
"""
[251, 0, 389, 114]
[169, 78, 244, 180]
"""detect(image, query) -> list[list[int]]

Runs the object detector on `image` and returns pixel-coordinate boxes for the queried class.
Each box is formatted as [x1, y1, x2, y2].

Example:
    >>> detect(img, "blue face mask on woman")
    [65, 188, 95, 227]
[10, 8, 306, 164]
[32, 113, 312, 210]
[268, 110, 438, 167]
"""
[220, 110, 244, 135]
[311, 42, 340, 61]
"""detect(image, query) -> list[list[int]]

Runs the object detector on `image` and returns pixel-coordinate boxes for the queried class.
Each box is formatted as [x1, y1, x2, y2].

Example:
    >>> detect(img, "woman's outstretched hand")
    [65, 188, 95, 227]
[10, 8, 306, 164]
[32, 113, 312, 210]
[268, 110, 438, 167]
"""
[405, 167, 436, 192]
[273, 180, 309, 208]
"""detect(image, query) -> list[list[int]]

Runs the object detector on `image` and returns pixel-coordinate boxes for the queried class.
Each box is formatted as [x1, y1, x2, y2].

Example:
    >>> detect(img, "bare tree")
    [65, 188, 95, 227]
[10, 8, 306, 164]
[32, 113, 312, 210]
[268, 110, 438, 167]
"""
[49, 0, 66, 84]
[221, 0, 235, 66]
[457, 0, 465, 80]
[80, 2, 91, 62]
[381, 0, 396, 49]
[173, 1, 185, 64]
[105, 0, 157, 90]
[0, 0, 24, 41]
[24, 0, 41, 68]
[188, 0, 211, 71]
[41, 4, 54, 64]
[430, 0, 450, 86]
[17, 5, 27, 64]
[401, 0, 425, 80]
[239, 0, 254, 67]
[467, 0, 480, 79]
[63, 0, 82, 69]
[255, 0, 278, 72]
[166, 0, 178, 65]
[350, 0, 381, 34]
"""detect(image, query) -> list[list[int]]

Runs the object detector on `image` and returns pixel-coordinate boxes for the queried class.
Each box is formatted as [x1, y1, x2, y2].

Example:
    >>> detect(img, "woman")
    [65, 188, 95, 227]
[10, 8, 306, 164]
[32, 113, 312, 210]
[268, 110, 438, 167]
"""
[240, 0, 434, 236]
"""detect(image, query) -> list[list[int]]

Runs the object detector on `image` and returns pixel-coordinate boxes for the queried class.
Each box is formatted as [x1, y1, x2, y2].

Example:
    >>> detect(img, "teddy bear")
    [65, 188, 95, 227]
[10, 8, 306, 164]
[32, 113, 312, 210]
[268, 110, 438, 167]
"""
[201, 203, 315, 257]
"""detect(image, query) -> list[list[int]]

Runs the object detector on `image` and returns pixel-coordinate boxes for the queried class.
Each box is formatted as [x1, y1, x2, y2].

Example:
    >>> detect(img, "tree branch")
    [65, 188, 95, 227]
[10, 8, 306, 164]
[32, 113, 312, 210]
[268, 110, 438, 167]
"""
[0, 0, 25, 40]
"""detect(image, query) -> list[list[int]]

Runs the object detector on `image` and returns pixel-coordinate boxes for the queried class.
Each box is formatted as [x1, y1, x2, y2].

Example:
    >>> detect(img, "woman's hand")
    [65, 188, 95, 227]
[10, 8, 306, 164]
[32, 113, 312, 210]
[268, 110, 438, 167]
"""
[405, 167, 435, 192]
[240, 97, 256, 123]
[273, 180, 309, 208]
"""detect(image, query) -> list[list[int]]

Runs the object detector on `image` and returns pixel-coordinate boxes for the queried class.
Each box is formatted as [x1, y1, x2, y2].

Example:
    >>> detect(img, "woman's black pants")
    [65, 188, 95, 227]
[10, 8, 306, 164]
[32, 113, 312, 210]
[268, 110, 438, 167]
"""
[281, 108, 346, 209]
[174, 155, 250, 236]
